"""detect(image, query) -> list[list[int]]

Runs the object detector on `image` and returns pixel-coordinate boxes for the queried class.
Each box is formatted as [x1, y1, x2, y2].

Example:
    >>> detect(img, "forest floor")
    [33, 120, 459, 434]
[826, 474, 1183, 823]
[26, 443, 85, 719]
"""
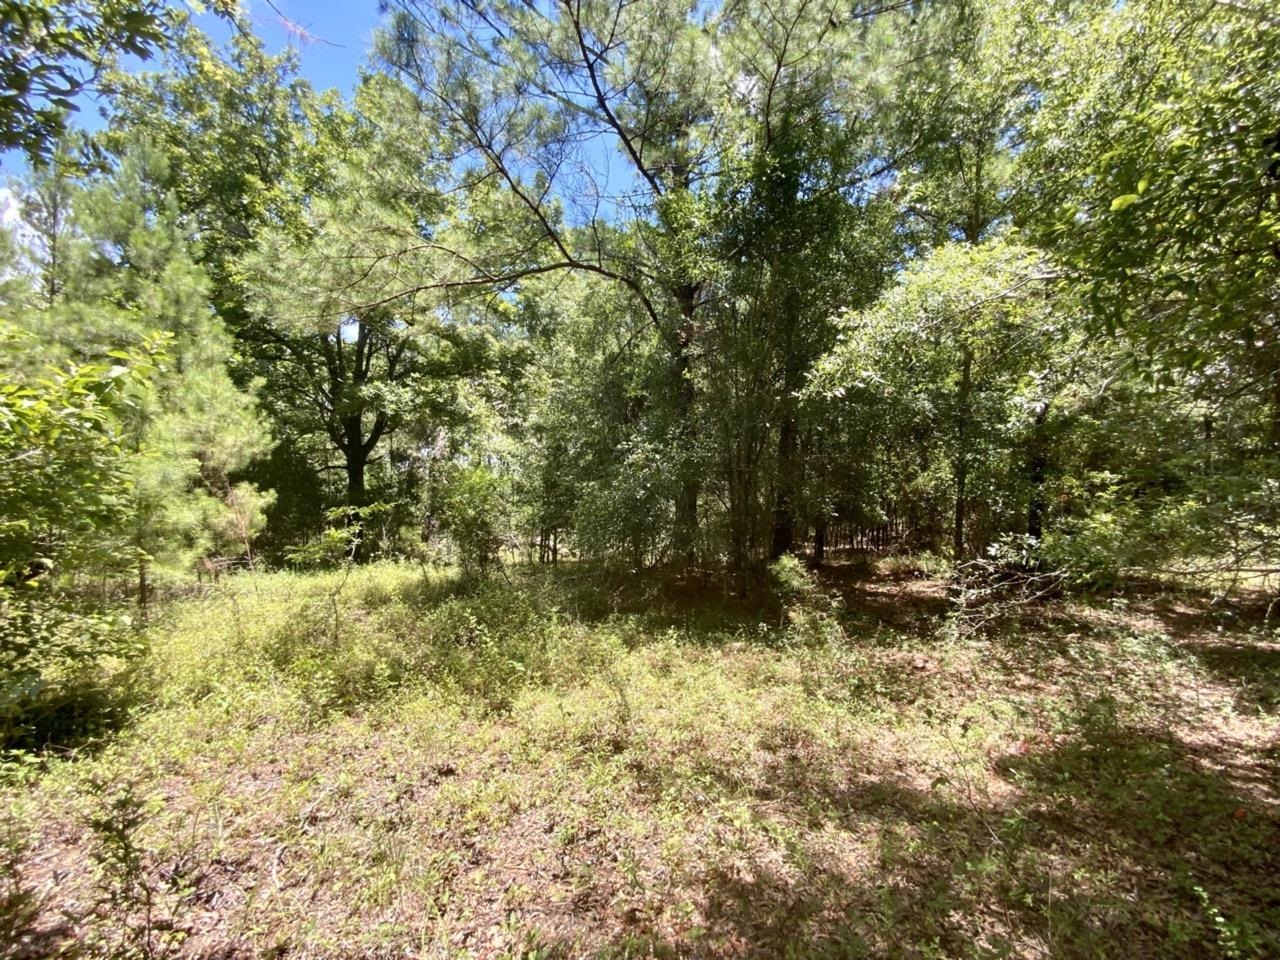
[3, 560, 1279, 959]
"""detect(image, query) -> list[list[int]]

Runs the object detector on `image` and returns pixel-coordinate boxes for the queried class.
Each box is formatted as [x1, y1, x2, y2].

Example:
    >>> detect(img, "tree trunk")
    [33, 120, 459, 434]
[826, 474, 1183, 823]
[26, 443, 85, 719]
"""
[1027, 401, 1051, 541]
[1270, 366, 1280, 449]
[671, 299, 700, 567]
[770, 416, 798, 559]
[953, 346, 973, 562]
[137, 555, 150, 625]
[346, 448, 370, 563]
[812, 519, 827, 567]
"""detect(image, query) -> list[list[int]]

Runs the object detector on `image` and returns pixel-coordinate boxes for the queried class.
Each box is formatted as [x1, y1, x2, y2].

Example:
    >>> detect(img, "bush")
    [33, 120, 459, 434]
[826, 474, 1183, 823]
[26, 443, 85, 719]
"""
[0, 594, 144, 750]
[0, 339, 149, 586]
[285, 503, 393, 569]
[768, 554, 846, 646]
[440, 467, 509, 577]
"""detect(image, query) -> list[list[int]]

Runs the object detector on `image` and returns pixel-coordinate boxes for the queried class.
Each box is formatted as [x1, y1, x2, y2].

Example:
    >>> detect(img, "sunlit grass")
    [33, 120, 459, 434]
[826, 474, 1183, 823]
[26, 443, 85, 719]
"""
[4, 562, 1278, 958]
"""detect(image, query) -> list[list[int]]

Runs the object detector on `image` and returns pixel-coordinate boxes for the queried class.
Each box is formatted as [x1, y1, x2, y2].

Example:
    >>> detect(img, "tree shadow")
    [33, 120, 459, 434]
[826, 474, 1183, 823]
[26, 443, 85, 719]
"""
[1175, 638, 1280, 713]
[1, 671, 145, 760]
[510, 562, 782, 638]
[537, 695, 1280, 958]
[505, 559, 956, 644]
[989, 590, 1280, 717]
[1129, 594, 1280, 716]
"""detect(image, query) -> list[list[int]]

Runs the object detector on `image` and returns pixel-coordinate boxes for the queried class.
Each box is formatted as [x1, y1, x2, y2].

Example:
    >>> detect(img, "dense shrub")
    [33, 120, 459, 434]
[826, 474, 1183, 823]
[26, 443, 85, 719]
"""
[768, 554, 846, 647]
[0, 595, 143, 750]
[439, 467, 509, 577]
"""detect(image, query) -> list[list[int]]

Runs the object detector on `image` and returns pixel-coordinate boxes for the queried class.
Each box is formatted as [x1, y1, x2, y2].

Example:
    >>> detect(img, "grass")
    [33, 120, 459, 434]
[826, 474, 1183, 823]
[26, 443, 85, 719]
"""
[2, 561, 1278, 958]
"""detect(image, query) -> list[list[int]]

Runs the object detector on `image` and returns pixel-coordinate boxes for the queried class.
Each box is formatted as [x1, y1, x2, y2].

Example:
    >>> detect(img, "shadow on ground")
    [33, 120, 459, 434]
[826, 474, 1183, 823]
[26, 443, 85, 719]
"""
[538, 698, 1280, 958]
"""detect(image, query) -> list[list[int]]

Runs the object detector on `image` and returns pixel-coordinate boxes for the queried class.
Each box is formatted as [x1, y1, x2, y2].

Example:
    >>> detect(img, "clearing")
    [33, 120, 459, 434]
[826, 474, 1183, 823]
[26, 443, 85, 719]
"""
[4, 562, 1279, 958]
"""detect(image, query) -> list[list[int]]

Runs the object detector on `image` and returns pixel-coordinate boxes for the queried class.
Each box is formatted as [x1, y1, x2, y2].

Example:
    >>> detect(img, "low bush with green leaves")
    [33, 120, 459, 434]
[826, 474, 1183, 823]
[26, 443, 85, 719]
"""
[439, 467, 509, 577]
[768, 554, 847, 646]
[0, 594, 143, 751]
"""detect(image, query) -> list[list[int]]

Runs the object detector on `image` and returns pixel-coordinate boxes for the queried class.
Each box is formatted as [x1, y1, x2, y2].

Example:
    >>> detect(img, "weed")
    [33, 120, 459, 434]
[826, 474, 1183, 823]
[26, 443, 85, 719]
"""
[83, 774, 187, 959]
[1, 563, 1276, 958]
[0, 797, 38, 951]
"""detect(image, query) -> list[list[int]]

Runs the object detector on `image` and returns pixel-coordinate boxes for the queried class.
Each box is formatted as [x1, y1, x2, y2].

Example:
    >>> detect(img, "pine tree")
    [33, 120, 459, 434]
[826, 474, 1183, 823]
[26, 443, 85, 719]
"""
[8, 139, 271, 602]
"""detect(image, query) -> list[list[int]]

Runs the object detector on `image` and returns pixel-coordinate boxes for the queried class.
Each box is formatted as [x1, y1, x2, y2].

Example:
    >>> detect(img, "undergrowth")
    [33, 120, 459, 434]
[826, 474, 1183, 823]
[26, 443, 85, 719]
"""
[2, 561, 1277, 958]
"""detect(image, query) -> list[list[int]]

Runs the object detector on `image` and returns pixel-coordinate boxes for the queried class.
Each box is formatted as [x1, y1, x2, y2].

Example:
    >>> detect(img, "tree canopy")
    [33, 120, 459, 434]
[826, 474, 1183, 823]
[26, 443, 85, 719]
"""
[0, 0, 1276, 588]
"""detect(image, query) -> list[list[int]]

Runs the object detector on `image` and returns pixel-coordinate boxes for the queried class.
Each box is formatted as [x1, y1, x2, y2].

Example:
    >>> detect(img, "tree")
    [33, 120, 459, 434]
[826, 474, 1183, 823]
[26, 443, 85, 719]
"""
[376, 0, 730, 562]
[101, 17, 309, 330]
[0, 0, 174, 163]
[0, 327, 159, 584]
[1010, 0, 1280, 575]
[1017, 0, 1280, 401]
[379, 0, 961, 578]
[6, 138, 270, 602]
[439, 465, 508, 577]
[498, 271, 677, 568]
[242, 77, 500, 560]
[104, 29, 473, 561]
[100, 22, 339, 559]
[812, 240, 1063, 561]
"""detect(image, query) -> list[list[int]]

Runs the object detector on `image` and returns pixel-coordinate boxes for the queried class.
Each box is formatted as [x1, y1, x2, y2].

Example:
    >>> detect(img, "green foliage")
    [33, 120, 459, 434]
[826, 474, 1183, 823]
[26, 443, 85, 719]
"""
[0, 330, 156, 582]
[439, 467, 509, 577]
[768, 554, 846, 646]
[0, 0, 168, 162]
[2, 2, 1280, 954]
[0, 326, 157, 755]
[4, 0, 1280, 823]
[5, 136, 271, 587]
[83, 773, 186, 958]
[0, 797, 37, 945]
[66, 0, 1275, 589]
[1019, 0, 1280, 375]
[813, 239, 1064, 559]
[0, 593, 142, 749]
[767, 553, 822, 605]
[285, 503, 393, 570]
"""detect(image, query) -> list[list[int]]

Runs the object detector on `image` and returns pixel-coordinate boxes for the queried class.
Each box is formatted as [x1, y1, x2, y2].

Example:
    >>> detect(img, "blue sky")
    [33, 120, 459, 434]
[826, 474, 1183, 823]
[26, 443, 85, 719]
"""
[195, 0, 385, 94]
[1, 1, 385, 177]
[1, 2, 632, 225]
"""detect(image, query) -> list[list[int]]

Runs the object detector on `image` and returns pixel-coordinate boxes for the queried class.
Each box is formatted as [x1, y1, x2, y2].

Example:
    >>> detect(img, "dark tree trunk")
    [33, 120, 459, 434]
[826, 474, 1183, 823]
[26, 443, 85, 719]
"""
[1027, 401, 1051, 541]
[137, 556, 150, 625]
[953, 346, 974, 562]
[345, 455, 368, 508]
[770, 415, 798, 560]
[1270, 366, 1280, 449]
[671, 294, 700, 567]
[812, 519, 827, 567]
[345, 442, 370, 562]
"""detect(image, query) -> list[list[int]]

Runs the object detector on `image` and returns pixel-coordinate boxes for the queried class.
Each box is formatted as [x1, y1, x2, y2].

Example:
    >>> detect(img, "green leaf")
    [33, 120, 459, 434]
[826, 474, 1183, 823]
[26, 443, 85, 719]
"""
[1110, 194, 1141, 212]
